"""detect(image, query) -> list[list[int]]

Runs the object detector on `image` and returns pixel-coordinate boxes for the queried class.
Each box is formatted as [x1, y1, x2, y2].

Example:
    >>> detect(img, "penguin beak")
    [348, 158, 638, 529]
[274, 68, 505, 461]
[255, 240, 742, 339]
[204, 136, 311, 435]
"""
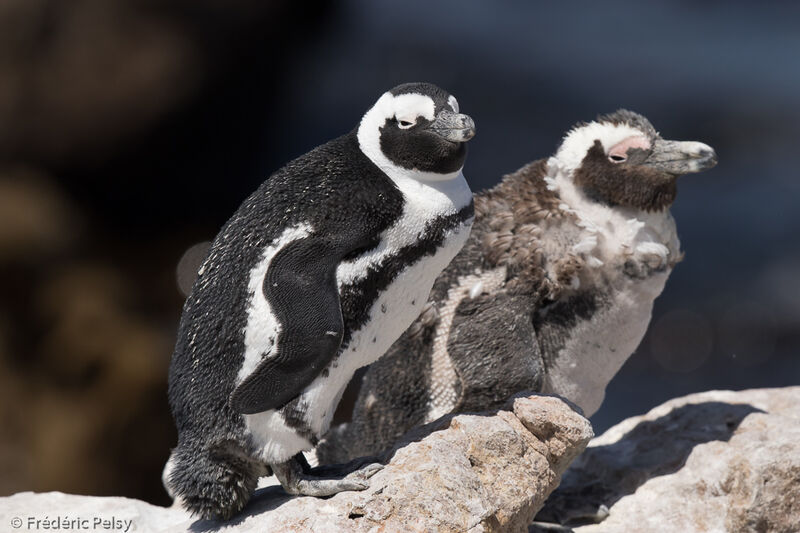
[428, 110, 476, 142]
[644, 139, 718, 175]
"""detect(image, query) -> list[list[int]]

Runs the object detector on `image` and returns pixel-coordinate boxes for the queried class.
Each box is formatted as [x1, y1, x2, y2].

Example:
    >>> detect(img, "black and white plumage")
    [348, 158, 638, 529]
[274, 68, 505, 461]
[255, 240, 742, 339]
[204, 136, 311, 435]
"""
[317, 110, 717, 464]
[165, 82, 475, 519]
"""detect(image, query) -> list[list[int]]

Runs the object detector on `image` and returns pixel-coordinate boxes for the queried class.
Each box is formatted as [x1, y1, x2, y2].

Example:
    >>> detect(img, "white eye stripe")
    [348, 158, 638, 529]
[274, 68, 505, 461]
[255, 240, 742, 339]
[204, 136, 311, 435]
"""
[448, 95, 459, 113]
[555, 122, 645, 173]
[357, 90, 466, 182]
[391, 93, 435, 121]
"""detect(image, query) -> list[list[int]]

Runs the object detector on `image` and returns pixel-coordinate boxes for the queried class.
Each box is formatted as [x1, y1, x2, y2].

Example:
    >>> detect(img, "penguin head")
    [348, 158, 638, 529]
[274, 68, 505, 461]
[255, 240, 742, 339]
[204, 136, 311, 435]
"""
[357, 82, 476, 182]
[554, 110, 717, 211]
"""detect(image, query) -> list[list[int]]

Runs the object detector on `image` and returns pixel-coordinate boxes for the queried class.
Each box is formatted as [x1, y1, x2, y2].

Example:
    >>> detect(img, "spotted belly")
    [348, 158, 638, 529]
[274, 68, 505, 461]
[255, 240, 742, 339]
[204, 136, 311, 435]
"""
[243, 218, 472, 465]
[541, 270, 670, 417]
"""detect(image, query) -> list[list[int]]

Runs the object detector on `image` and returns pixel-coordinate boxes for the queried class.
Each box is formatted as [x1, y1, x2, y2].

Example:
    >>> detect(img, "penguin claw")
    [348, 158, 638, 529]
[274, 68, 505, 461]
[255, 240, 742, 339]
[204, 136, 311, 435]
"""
[356, 462, 384, 479]
[342, 462, 383, 485]
[308, 455, 383, 478]
[272, 457, 383, 497]
[340, 478, 370, 491]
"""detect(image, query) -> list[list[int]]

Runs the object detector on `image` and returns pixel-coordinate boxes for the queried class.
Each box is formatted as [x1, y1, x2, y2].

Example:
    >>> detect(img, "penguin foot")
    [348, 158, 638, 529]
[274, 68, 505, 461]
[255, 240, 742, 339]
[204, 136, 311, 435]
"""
[306, 453, 384, 478]
[273, 455, 383, 497]
[167, 442, 264, 520]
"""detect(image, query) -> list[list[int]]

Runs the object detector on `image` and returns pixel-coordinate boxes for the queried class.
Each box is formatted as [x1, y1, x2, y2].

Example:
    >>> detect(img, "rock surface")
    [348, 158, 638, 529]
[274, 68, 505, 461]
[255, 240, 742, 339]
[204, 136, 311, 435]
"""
[0, 394, 592, 533]
[534, 387, 800, 533]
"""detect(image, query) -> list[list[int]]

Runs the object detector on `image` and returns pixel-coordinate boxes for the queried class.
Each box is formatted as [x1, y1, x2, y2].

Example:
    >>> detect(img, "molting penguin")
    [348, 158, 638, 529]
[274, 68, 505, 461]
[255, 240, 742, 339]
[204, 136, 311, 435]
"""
[317, 110, 717, 464]
[165, 82, 475, 519]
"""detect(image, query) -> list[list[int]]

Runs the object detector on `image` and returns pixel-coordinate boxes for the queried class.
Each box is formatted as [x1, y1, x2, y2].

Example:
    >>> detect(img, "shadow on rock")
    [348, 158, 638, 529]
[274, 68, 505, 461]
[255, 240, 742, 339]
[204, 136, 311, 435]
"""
[534, 401, 762, 528]
[187, 484, 292, 532]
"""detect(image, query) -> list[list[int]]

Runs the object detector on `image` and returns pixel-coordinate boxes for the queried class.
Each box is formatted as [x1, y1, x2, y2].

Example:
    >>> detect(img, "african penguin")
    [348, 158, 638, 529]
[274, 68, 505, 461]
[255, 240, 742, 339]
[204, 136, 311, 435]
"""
[165, 82, 476, 519]
[317, 110, 717, 464]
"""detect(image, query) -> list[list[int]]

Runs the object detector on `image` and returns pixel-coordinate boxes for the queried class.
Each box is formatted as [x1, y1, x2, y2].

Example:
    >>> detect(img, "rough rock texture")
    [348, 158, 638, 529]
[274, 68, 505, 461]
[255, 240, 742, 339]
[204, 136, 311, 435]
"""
[0, 394, 592, 533]
[535, 387, 800, 533]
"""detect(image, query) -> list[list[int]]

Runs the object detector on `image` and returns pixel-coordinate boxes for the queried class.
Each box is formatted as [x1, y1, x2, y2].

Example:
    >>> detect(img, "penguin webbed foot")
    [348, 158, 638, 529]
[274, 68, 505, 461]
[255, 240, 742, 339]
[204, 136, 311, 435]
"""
[273, 454, 383, 497]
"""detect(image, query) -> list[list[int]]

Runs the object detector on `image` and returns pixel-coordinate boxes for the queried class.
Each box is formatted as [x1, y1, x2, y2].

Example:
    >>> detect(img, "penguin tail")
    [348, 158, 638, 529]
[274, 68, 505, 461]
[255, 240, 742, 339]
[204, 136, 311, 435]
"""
[165, 441, 264, 520]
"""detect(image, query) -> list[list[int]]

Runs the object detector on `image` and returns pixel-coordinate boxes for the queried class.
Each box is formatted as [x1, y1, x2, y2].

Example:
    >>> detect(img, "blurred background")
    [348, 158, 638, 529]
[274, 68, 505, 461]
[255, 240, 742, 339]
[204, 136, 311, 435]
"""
[1, 0, 798, 506]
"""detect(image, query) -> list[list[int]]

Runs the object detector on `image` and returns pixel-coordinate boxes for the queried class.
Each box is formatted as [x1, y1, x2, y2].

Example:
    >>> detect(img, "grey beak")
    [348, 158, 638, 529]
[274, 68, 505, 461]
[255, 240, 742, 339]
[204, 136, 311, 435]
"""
[429, 110, 476, 142]
[645, 139, 718, 175]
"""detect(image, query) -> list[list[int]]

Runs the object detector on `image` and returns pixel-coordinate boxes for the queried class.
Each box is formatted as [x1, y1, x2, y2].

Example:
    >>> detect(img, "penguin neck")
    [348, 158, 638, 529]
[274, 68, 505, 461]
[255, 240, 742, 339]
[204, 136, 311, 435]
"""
[543, 156, 681, 266]
[362, 142, 464, 184]
[391, 169, 473, 214]
[353, 132, 471, 214]
[355, 91, 463, 184]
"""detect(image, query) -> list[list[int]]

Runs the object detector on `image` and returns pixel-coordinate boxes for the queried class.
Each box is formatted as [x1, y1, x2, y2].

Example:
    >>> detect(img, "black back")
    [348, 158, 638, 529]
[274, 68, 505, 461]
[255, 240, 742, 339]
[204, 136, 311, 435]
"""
[168, 130, 404, 441]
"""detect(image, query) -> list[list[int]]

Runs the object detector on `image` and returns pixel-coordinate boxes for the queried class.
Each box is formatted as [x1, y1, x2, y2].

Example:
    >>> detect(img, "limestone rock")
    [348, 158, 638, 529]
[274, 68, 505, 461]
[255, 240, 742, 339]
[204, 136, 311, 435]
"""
[535, 387, 800, 533]
[0, 394, 592, 533]
[0, 492, 186, 532]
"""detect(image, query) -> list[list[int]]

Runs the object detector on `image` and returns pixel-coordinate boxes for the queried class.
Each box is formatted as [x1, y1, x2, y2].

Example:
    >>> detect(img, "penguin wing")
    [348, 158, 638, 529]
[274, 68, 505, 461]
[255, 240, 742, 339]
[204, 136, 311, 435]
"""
[447, 291, 544, 411]
[230, 232, 358, 414]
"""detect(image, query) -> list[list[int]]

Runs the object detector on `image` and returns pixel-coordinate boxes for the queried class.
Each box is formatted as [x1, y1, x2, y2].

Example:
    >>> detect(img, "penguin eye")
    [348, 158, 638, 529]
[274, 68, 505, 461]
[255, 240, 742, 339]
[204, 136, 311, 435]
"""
[608, 136, 649, 164]
[397, 117, 416, 129]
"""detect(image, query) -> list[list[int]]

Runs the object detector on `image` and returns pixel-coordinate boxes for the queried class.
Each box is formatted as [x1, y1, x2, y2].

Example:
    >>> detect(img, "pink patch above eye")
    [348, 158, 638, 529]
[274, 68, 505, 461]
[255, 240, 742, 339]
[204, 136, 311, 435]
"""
[609, 136, 651, 159]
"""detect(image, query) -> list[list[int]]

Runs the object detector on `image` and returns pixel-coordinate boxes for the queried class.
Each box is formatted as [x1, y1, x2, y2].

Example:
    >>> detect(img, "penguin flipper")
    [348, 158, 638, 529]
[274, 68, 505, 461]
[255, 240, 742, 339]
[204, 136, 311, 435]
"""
[448, 291, 544, 412]
[230, 233, 355, 415]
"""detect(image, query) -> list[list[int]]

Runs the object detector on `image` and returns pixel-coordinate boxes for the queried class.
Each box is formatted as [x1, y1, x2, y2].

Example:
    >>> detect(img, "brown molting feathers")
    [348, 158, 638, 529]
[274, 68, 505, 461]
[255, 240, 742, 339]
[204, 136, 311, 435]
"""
[478, 160, 570, 268]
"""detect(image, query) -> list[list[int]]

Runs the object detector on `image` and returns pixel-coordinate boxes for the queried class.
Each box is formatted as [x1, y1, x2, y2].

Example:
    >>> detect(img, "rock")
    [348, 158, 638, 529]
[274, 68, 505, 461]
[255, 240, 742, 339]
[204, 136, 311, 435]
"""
[0, 492, 187, 532]
[534, 387, 800, 533]
[0, 394, 592, 533]
[0, 0, 303, 165]
[0, 3, 328, 502]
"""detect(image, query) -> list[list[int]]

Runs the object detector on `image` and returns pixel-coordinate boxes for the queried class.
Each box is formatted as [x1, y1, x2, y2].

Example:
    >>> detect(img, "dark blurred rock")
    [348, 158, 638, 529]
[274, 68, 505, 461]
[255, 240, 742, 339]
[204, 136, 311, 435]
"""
[0, 257, 175, 500]
[0, 167, 81, 261]
[0, 0, 332, 506]
[0, 0, 305, 166]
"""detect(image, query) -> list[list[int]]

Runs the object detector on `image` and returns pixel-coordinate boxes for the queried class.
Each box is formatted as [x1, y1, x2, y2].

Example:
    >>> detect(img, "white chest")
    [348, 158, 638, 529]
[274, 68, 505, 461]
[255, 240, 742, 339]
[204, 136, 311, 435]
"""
[542, 270, 670, 417]
[302, 173, 473, 434]
[540, 158, 680, 416]
[244, 173, 473, 463]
